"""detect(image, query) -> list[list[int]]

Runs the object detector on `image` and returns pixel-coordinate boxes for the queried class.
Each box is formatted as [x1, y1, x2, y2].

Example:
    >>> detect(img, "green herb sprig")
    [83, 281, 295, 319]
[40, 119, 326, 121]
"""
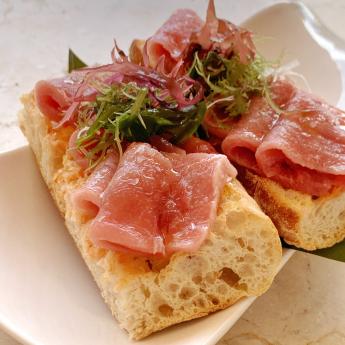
[189, 51, 276, 118]
[76, 82, 206, 167]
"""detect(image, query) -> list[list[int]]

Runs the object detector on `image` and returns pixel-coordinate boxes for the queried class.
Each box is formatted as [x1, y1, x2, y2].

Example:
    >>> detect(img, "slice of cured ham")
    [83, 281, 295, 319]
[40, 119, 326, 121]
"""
[88, 143, 235, 256]
[221, 80, 295, 174]
[144, 0, 255, 72]
[34, 71, 86, 122]
[163, 152, 235, 253]
[72, 151, 119, 218]
[179, 136, 217, 153]
[89, 143, 171, 255]
[256, 89, 345, 195]
[222, 78, 345, 196]
[149, 135, 186, 154]
[146, 9, 203, 70]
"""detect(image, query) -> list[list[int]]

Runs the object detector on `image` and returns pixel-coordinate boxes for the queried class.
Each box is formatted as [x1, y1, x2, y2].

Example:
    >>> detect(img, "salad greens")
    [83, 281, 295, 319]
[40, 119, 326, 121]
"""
[66, 49, 205, 165]
[76, 82, 205, 164]
[189, 51, 275, 118]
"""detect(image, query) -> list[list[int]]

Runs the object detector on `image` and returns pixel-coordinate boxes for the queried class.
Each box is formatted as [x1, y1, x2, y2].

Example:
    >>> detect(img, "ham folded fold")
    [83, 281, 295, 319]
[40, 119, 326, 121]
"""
[72, 152, 119, 218]
[222, 80, 295, 175]
[256, 89, 345, 195]
[163, 152, 235, 253]
[222, 80, 345, 196]
[146, 9, 203, 70]
[72, 143, 235, 256]
[34, 71, 86, 122]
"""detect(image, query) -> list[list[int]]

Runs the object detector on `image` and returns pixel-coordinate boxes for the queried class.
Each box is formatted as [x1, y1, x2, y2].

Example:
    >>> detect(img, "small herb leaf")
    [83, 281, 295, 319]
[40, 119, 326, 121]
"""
[68, 49, 87, 73]
[189, 51, 277, 118]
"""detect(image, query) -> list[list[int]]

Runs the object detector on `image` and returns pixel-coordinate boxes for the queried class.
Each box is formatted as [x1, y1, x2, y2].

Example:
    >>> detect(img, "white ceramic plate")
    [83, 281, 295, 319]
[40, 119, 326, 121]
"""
[0, 149, 293, 345]
[0, 2, 344, 345]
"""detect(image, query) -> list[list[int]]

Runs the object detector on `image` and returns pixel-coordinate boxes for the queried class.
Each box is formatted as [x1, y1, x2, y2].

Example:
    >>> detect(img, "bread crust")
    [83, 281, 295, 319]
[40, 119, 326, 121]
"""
[19, 93, 282, 339]
[239, 168, 345, 250]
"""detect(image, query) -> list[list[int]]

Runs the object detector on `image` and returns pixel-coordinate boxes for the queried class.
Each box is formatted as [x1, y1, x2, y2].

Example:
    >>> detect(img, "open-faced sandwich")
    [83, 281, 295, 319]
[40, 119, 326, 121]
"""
[18, 0, 344, 340]
[19, 1, 283, 339]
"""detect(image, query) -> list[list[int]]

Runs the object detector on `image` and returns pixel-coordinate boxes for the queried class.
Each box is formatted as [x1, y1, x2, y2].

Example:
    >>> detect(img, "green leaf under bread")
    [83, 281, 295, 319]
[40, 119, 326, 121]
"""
[283, 240, 345, 262]
[68, 49, 87, 73]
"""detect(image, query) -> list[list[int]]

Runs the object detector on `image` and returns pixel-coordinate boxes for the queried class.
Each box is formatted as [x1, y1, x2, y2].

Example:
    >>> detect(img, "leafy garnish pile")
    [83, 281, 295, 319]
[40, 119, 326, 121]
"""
[66, 0, 278, 167]
[76, 82, 205, 164]
[189, 51, 272, 118]
[65, 47, 205, 166]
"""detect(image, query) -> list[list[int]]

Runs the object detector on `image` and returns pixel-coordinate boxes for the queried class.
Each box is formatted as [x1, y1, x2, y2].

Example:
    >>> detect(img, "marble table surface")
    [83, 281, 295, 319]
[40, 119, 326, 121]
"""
[1, 1, 345, 344]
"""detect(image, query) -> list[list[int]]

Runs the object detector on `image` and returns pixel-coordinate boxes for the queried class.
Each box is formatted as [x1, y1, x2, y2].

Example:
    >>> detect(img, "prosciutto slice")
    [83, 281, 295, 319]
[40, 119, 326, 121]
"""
[72, 152, 119, 218]
[34, 71, 86, 122]
[221, 80, 295, 174]
[144, 0, 256, 73]
[163, 152, 235, 253]
[256, 89, 345, 195]
[89, 144, 171, 255]
[146, 9, 203, 70]
[179, 136, 217, 153]
[149, 135, 186, 154]
[222, 79, 345, 196]
[89, 143, 235, 256]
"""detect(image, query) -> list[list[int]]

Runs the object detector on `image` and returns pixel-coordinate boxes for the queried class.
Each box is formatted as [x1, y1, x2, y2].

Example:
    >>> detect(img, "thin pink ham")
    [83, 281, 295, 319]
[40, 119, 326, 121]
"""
[147, 9, 203, 70]
[145, 0, 256, 72]
[72, 151, 119, 218]
[34, 71, 86, 122]
[256, 89, 345, 195]
[179, 136, 217, 153]
[89, 143, 235, 256]
[149, 135, 186, 154]
[163, 152, 235, 253]
[221, 80, 295, 174]
[89, 143, 173, 255]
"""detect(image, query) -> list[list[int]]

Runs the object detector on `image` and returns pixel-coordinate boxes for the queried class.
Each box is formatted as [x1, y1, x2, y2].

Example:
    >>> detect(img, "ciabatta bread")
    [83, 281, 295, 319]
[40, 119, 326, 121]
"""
[239, 168, 345, 251]
[19, 92, 282, 339]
